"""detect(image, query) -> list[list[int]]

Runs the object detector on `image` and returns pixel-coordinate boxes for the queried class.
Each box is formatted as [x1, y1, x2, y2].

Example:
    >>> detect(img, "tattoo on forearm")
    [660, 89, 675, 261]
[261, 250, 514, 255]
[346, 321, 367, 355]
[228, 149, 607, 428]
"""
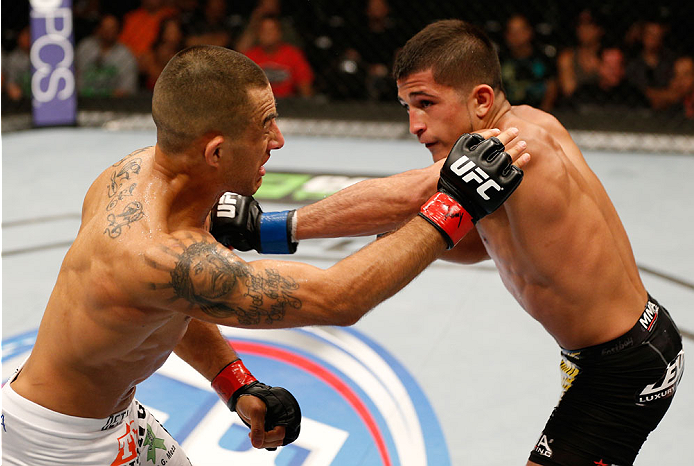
[146, 238, 301, 325]
[104, 149, 147, 238]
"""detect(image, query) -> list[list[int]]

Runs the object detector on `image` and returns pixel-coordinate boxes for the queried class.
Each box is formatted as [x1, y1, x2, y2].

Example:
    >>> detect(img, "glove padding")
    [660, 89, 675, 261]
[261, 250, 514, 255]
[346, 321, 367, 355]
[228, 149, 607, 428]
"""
[419, 133, 524, 249]
[210, 192, 297, 254]
[230, 381, 302, 447]
[438, 133, 523, 222]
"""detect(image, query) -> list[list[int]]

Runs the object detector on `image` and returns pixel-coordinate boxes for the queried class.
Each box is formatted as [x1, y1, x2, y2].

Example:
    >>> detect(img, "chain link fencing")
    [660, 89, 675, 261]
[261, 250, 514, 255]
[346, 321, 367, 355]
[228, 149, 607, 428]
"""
[2, 0, 693, 152]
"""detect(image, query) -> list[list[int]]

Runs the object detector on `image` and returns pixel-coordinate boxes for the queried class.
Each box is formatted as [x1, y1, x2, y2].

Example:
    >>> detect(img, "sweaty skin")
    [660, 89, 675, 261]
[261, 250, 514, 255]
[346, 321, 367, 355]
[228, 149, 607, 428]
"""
[10, 84, 461, 435]
[296, 69, 647, 350]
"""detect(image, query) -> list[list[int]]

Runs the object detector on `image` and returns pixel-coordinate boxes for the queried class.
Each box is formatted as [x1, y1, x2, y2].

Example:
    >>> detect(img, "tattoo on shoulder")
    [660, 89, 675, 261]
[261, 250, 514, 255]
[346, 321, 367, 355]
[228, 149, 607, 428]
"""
[146, 236, 301, 325]
[112, 147, 150, 168]
[104, 201, 145, 238]
[104, 148, 147, 238]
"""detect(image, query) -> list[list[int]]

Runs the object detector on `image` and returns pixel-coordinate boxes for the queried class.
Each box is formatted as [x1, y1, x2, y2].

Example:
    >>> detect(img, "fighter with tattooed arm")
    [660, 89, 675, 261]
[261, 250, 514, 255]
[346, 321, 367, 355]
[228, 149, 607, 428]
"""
[1, 45, 526, 465]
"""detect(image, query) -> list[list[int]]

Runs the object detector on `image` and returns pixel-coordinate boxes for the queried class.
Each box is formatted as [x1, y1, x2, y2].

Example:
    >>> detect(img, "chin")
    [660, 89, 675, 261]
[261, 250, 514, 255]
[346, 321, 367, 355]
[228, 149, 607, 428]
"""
[430, 147, 448, 162]
[255, 176, 263, 190]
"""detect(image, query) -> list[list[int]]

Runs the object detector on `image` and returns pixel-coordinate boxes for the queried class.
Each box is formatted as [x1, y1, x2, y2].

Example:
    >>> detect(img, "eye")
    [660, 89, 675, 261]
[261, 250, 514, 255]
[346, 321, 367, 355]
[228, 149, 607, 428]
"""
[420, 100, 433, 109]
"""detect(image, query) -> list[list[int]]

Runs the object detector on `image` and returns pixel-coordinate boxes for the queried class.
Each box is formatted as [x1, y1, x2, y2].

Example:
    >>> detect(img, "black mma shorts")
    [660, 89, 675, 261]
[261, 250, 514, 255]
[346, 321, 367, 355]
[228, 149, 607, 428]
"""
[529, 294, 684, 466]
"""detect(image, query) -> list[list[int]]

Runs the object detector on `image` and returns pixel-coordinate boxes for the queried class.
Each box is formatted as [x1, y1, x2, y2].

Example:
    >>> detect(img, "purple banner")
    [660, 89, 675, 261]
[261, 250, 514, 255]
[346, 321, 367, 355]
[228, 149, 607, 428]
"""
[30, 0, 76, 126]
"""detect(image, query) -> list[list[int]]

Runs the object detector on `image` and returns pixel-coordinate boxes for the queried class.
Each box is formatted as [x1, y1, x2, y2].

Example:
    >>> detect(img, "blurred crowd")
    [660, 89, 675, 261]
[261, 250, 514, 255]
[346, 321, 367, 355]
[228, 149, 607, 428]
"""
[2, 0, 693, 119]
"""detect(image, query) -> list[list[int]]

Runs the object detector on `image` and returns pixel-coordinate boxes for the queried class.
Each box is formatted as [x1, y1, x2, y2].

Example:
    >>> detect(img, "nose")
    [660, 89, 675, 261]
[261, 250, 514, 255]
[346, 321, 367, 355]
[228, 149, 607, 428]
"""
[408, 109, 425, 137]
[269, 122, 285, 150]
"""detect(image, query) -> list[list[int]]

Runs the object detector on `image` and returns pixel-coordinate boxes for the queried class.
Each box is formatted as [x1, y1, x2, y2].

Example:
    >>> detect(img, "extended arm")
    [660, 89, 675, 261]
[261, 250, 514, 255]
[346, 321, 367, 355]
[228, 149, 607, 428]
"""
[210, 128, 528, 263]
[296, 128, 530, 241]
[149, 215, 448, 328]
[293, 160, 491, 264]
[295, 162, 441, 239]
[153, 132, 524, 328]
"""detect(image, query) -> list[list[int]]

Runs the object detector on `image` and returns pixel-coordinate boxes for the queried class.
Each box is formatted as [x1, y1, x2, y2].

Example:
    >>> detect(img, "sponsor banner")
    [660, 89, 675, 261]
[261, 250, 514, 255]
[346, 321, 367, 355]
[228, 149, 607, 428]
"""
[2, 326, 450, 466]
[30, 0, 77, 126]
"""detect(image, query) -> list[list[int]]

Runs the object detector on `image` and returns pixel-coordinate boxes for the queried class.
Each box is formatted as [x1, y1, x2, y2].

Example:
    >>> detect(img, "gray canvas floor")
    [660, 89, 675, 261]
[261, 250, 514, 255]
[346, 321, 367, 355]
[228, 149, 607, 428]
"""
[2, 127, 693, 465]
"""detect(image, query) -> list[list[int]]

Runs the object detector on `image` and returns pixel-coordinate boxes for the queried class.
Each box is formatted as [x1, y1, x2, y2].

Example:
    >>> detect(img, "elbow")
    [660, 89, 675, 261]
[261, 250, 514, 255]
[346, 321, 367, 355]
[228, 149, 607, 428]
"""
[335, 309, 364, 327]
[325, 301, 367, 327]
[319, 294, 369, 327]
[312, 275, 374, 326]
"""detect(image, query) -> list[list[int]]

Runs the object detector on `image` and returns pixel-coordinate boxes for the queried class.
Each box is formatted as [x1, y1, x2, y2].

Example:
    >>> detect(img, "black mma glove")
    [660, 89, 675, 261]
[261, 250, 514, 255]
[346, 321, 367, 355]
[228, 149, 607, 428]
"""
[210, 192, 298, 254]
[211, 359, 301, 449]
[419, 133, 524, 249]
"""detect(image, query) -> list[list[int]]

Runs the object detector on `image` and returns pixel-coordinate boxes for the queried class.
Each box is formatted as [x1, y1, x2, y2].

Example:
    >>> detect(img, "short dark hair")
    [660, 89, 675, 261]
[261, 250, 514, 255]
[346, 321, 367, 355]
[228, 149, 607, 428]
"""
[393, 19, 503, 93]
[152, 45, 269, 153]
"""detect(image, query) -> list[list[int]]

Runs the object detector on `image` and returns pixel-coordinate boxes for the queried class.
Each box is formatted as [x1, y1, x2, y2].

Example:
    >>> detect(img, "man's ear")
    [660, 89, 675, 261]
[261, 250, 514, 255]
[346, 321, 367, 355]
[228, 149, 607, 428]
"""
[470, 84, 495, 119]
[203, 135, 225, 167]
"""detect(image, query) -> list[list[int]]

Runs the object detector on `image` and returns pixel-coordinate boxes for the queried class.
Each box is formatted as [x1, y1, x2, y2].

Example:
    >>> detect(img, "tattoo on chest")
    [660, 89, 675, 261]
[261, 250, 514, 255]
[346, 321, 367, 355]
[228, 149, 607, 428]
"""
[146, 236, 301, 325]
[104, 148, 147, 238]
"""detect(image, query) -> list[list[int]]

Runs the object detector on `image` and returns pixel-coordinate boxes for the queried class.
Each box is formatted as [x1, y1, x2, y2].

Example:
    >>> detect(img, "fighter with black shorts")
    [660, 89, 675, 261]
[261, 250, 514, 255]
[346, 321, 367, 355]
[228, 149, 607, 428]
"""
[530, 295, 684, 466]
[206, 20, 687, 464]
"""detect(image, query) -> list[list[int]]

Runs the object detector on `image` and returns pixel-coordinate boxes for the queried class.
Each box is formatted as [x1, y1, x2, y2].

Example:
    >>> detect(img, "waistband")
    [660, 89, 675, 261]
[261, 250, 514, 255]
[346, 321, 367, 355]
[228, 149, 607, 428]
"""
[1, 381, 133, 435]
[561, 294, 672, 360]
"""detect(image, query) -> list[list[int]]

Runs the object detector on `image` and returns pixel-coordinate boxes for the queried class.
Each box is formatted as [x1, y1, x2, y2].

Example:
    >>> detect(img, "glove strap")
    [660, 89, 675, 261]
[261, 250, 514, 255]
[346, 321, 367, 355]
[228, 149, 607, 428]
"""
[419, 192, 475, 249]
[259, 210, 298, 254]
[211, 359, 258, 406]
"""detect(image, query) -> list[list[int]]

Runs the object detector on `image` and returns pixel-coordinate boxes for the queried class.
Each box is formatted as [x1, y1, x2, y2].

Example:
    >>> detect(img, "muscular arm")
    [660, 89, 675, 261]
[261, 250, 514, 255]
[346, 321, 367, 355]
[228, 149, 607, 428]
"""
[295, 162, 441, 239]
[294, 160, 490, 263]
[144, 216, 447, 328]
[292, 128, 528, 262]
[174, 317, 292, 449]
[174, 319, 238, 380]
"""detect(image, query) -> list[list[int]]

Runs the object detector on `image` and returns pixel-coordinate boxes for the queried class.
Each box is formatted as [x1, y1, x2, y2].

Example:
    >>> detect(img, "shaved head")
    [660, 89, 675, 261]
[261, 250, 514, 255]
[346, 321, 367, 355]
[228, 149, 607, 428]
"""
[152, 45, 269, 153]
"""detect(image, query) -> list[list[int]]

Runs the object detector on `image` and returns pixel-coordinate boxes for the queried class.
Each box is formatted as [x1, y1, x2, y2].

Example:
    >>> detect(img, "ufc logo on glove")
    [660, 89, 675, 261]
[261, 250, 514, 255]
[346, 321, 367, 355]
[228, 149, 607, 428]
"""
[216, 193, 239, 218]
[419, 133, 523, 249]
[449, 155, 503, 201]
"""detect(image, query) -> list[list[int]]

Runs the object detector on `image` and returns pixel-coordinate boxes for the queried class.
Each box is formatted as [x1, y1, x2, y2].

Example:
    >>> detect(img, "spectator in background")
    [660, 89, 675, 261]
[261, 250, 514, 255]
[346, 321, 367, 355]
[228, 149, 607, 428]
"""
[175, 0, 201, 25]
[73, 0, 102, 45]
[235, 0, 302, 54]
[571, 46, 649, 110]
[2, 25, 31, 101]
[0, 44, 7, 95]
[352, 0, 408, 101]
[119, 0, 178, 69]
[646, 55, 694, 117]
[243, 15, 314, 98]
[499, 13, 557, 111]
[184, 0, 237, 48]
[140, 17, 186, 90]
[626, 19, 677, 110]
[671, 56, 694, 118]
[76, 15, 138, 97]
[556, 9, 603, 105]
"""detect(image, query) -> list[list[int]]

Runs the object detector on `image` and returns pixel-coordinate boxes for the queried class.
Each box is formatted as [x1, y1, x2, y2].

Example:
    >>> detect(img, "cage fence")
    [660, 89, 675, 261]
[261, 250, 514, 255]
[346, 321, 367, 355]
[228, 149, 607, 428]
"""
[1, 0, 693, 152]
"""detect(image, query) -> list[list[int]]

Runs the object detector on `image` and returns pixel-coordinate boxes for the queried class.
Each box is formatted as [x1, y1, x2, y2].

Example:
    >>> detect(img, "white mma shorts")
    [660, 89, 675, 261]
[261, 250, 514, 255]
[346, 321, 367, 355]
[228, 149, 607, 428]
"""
[2, 379, 191, 466]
